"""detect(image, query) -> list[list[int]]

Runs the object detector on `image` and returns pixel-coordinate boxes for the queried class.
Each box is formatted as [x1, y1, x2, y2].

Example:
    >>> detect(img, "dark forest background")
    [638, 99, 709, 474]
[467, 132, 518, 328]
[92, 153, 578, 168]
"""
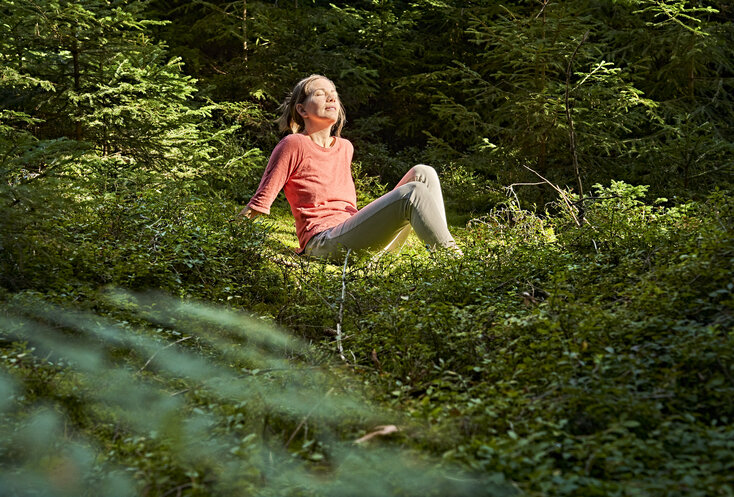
[1, 1, 733, 496]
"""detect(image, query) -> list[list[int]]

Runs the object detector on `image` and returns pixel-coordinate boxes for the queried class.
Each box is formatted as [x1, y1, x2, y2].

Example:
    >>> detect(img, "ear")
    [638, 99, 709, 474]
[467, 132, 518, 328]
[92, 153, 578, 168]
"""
[296, 103, 308, 118]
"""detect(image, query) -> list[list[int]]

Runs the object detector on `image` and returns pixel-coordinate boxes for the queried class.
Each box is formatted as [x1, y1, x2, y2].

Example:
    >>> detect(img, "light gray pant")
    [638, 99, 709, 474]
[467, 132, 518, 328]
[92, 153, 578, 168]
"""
[304, 165, 456, 259]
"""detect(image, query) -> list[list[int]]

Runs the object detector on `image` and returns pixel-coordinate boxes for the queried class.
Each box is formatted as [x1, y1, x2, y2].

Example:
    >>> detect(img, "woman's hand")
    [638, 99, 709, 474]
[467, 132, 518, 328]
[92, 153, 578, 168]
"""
[238, 206, 263, 220]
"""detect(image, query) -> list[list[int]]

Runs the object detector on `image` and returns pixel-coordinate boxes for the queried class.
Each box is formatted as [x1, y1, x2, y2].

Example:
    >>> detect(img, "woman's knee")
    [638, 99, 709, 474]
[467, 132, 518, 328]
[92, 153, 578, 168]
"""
[410, 164, 438, 181]
[404, 181, 430, 204]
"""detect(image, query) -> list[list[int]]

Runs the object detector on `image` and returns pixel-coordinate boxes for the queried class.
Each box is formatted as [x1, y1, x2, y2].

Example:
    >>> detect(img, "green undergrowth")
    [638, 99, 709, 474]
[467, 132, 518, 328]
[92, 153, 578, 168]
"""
[264, 185, 734, 496]
[1, 181, 733, 496]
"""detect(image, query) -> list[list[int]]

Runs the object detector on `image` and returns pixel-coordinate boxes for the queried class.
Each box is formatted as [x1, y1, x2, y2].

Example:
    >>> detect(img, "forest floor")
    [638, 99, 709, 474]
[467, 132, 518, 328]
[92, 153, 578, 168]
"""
[2, 182, 733, 497]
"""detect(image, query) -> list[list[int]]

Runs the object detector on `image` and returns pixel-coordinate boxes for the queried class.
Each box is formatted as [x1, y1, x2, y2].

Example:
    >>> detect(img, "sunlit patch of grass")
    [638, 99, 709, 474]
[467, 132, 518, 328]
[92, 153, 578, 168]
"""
[255, 201, 299, 251]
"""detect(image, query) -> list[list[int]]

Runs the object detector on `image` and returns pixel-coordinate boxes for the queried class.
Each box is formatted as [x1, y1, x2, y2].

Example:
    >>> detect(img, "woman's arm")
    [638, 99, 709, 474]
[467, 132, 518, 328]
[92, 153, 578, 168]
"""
[245, 135, 302, 215]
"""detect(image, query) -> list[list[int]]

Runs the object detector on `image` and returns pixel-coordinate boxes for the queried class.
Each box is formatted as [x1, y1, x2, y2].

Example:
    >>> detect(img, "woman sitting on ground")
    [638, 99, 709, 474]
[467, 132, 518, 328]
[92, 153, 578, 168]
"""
[239, 74, 460, 260]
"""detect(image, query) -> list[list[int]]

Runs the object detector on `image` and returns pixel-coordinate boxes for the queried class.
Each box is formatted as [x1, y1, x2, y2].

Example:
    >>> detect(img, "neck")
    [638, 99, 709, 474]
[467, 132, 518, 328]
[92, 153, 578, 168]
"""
[302, 122, 335, 148]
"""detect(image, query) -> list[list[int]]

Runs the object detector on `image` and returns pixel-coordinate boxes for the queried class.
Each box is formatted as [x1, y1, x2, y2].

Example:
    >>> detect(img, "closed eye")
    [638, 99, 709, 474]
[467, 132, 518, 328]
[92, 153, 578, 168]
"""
[311, 89, 338, 99]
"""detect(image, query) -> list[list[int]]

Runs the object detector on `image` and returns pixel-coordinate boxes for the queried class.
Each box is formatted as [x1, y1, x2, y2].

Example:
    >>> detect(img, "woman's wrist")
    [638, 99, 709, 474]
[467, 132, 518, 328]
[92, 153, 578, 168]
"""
[238, 206, 263, 219]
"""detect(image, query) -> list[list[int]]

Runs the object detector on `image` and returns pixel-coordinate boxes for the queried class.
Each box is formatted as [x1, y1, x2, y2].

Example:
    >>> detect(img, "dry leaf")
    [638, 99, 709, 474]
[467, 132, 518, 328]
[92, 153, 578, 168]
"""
[370, 348, 382, 371]
[354, 425, 399, 444]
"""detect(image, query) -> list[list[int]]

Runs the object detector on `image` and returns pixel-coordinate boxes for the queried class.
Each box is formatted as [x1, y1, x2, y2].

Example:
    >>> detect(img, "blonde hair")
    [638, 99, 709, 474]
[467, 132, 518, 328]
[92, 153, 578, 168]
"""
[277, 74, 346, 137]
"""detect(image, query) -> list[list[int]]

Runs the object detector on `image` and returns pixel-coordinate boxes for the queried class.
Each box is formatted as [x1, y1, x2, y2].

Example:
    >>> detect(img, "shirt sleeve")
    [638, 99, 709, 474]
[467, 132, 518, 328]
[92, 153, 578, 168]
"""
[247, 136, 301, 215]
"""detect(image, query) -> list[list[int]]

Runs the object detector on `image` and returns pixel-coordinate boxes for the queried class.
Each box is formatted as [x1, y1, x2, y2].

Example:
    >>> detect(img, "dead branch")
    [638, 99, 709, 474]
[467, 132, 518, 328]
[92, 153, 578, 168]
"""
[521, 164, 582, 227]
[336, 249, 352, 363]
[505, 182, 546, 210]
[535, 0, 549, 20]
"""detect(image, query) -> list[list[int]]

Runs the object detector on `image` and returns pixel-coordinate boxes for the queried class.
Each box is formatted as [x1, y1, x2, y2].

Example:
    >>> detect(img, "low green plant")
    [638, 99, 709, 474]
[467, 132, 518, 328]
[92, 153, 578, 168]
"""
[2, 157, 732, 496]
[266, 184, 734, 495]
[0, 291, 514, 497]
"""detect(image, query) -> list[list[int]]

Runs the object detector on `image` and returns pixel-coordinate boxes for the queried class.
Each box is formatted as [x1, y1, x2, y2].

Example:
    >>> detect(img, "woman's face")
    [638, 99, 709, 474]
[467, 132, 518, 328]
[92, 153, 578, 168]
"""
[297, 77, 340, 127]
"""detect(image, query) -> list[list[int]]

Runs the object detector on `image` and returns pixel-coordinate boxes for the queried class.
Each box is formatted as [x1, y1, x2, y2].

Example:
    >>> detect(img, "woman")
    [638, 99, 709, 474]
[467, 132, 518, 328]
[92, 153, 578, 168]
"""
[239, 74, 460, 260]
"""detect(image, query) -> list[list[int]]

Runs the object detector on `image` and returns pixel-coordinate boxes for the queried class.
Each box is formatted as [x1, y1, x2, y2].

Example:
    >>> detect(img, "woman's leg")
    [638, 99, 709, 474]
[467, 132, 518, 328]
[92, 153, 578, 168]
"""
[383, 164, 450, 251]
[305, 165, 457, 259]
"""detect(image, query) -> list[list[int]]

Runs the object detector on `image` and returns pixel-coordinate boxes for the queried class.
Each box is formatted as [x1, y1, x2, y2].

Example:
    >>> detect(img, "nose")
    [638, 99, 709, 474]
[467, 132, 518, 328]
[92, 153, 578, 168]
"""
[327, 91, 337, 102]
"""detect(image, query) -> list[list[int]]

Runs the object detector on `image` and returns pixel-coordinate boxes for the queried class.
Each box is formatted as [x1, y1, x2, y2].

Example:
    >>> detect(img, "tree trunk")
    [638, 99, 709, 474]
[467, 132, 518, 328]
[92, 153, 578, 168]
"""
[242, 0, 248, 65]
[72, 39, 82, 141]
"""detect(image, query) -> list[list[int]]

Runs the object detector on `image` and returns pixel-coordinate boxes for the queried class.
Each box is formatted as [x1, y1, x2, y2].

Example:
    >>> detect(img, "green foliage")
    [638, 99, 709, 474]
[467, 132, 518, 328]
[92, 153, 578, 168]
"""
[385, 0, 732, 198]
[602, 0, 734, 192]
[0, 291, 513, 496]
[279, 186, 732, 496]
[142, 0, 734, 196]
[0, 0, 272, 297]
[2, 0, 734, 495]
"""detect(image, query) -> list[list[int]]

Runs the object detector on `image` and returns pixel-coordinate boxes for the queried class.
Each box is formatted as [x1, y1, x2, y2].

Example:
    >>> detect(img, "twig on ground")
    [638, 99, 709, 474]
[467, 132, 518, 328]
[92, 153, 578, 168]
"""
[137, 336, 191, 375]
[505, 184, 521, 210]
[161, 482, 193, 497]
[354, 424, 399, 444]
[284, 387, 334, 449]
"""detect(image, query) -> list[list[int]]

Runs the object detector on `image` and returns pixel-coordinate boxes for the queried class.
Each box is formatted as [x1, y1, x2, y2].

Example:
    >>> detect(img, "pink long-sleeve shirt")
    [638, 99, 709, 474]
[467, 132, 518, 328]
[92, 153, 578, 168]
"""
[247, 133, 358, 251]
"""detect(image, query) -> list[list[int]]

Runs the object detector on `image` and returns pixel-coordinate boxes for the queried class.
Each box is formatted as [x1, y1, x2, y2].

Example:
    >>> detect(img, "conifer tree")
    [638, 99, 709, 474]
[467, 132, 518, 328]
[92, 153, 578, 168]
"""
[603, 0, 734, 190]
[396, 0, 732, 195]
[0, 0, 219, 289]
[1, 0, 213, 174]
